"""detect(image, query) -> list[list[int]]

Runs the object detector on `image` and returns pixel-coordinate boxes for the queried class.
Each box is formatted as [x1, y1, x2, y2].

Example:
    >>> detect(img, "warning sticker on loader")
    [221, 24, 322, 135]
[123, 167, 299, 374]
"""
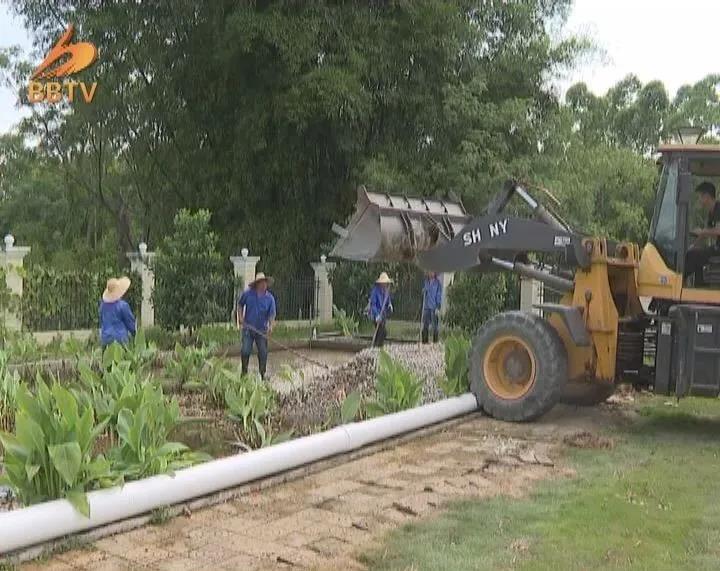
[554, 235, 571, 247]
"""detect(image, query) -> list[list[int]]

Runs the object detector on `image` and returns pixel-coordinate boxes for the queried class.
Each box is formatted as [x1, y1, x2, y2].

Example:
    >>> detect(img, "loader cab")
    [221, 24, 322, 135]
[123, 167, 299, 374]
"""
[639, 144, 720, 305]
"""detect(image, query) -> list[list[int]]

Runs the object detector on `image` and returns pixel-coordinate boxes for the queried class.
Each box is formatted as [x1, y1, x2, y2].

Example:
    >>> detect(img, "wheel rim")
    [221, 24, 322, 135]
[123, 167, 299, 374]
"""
[483, 335, 537, 399]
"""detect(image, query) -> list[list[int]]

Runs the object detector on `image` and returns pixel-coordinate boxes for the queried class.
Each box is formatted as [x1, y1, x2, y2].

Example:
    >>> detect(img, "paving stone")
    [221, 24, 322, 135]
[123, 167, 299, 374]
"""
[120, 544, 175, 567]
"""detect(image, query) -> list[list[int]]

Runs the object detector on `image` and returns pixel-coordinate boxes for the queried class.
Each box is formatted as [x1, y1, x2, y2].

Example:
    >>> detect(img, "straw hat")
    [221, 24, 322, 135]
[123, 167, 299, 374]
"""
[249, 272, 274, 288]
[375, 272, 393, 284]
[102, 276, 131, 303]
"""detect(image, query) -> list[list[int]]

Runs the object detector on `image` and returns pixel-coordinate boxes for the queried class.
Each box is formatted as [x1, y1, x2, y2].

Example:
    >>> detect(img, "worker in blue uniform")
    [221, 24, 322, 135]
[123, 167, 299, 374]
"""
[368, 272, 393, 347]
[99, 276, 136, 348]
[421, 272, 443, 344]
[236, 272, 276, 380]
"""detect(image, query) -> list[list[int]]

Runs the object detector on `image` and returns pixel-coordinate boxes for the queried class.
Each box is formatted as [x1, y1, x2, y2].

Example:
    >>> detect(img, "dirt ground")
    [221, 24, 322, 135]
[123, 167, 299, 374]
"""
[21, 403, 629, 571]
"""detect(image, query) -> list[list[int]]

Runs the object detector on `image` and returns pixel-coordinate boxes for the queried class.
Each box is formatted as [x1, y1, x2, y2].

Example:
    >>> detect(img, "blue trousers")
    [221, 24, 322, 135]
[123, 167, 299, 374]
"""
[240, 329, 269, 379]
[421, 308, 439, 343]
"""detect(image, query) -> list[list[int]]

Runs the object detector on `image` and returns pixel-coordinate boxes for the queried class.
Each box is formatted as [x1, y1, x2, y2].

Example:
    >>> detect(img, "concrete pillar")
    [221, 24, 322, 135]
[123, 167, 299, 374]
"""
[2, 235, 30, 332]
[230, 248, 260, 291]
[311, 255, 335, 323]
[519, 277, 543, 315]
[127, 243, 156, 328]
[439, 272, 454, 316]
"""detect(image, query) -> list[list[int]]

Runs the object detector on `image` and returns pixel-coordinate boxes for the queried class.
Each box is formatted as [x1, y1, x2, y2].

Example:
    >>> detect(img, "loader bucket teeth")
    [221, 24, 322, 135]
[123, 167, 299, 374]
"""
[329, 186, 471, 263]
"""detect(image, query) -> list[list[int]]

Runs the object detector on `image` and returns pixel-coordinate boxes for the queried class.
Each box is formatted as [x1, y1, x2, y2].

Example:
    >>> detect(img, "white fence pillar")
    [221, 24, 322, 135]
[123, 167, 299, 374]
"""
[127, 244, 156, 328]
[311, 256, 335, 323]
[230, 248, 260, 292]
[519, 277, 543, 315]
[2, 235, 30, 332]
[439, 272, 454, 316]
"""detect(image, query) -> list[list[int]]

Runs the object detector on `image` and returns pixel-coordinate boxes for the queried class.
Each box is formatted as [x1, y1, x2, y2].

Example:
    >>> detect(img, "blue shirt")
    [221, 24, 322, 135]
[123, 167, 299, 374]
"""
[238, 288, 277, 332]
[422, 277, 443, 311]
[369, 285, 393, 321]
[99, 300, 136, 346]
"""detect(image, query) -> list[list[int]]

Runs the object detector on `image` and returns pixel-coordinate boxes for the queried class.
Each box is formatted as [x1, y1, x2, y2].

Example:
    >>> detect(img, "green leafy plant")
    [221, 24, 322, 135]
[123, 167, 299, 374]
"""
[165, 342, 211, 388]
[277, 363, 305, 386]
[440, 335, 471, 396]
[0, 380, 117, 516]
[108, 384, 210, 480]
[341, 390, 363, 424]
[333, 305, 359, 337]
[76, 362, 146, 440]
[0, 350, 20, 432]
[189, 358, 237, 407]
[6, 334, 40, 364]
[366, 351, 422, 417]
[224, 374, 278, 449]
[196, 324, 239, 349]
[143, 326, 180, 351]
[125, 329, 158, 372]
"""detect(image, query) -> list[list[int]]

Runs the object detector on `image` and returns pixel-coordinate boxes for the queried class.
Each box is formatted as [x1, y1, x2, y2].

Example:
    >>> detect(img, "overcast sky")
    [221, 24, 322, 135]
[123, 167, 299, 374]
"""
[1, 0, 718, 134]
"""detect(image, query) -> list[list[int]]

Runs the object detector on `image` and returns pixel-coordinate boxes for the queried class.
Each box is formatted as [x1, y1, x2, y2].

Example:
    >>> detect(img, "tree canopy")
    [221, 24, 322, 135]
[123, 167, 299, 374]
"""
[0, 0, 718, 279]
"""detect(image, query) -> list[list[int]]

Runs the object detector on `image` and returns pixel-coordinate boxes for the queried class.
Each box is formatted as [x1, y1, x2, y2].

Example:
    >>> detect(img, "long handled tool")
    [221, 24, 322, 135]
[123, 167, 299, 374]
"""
[371, 293, 390, 347]
[239, 321, 332, 370]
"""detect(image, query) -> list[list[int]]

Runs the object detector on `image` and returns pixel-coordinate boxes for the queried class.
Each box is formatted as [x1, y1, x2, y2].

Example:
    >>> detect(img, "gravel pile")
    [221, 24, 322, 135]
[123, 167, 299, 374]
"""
[276, 343, 445, 434]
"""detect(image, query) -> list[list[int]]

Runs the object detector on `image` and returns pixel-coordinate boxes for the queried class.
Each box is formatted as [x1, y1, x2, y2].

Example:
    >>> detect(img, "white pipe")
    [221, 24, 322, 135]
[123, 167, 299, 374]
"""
[0, 393, 477, 554]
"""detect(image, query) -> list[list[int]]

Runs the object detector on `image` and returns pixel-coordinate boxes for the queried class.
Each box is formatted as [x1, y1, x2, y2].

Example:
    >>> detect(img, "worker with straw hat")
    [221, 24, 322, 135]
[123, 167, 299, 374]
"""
[368, 271, 393, 347]
[99, 276, 136, 348]
[236, 272, 276, 380]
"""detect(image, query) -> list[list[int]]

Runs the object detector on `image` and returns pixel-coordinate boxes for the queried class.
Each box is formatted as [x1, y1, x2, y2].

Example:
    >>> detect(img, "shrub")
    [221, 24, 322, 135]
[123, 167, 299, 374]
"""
[445, 273, 507, 333]
[152, 209, 233, 330]
[366, 351, 422, 417]
[440, 334, 471, 396]
[0, 380, 118, 516]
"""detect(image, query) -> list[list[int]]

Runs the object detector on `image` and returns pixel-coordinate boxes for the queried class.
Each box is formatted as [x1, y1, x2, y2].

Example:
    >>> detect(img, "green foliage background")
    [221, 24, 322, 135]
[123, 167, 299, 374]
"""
[0, 0, 717, 321]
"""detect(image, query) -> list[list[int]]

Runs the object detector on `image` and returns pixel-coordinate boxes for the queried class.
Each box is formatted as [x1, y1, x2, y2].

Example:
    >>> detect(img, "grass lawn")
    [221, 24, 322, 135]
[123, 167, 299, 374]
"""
[362, 396, 720, 571]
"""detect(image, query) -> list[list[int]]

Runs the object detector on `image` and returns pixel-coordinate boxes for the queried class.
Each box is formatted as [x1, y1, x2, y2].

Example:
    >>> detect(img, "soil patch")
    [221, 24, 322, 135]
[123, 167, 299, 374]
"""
[562, 430, 615, 450]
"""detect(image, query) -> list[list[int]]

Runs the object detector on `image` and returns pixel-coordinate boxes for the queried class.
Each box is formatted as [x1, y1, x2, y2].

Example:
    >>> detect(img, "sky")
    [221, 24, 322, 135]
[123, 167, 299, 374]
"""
[0, 0, 718, 134]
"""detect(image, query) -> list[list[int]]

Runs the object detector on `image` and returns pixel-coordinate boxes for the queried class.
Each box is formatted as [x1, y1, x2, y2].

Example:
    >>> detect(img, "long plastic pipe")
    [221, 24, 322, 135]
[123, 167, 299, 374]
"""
[0, 393, 477, 554]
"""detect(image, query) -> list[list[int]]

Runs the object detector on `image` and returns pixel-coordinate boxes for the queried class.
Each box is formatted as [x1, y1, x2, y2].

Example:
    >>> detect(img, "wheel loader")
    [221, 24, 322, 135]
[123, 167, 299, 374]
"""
[330, 141, 720, 421]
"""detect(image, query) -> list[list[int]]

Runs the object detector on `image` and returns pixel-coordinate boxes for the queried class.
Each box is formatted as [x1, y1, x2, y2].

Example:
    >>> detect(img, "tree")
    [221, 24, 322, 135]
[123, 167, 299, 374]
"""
[152, 210, 228, 331]
[2, 0, 581, 278]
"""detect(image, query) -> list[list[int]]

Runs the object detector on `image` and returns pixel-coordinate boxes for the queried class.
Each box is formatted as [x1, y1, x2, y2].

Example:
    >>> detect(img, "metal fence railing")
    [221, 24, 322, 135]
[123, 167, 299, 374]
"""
[270, 277, 319, 321]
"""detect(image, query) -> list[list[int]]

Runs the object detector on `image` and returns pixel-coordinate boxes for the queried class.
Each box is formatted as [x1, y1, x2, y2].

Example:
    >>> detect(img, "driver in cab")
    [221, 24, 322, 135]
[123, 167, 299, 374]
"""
[685, 181, 720, 286]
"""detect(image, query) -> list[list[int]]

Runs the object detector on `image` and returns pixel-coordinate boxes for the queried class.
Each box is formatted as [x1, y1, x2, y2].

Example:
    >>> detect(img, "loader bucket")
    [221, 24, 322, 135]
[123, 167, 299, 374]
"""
[330, 186, 471, 263]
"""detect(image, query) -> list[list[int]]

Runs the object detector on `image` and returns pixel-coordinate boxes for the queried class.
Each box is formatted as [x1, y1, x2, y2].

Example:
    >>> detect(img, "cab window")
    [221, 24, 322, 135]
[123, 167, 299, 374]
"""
[650, 161, 678, 269]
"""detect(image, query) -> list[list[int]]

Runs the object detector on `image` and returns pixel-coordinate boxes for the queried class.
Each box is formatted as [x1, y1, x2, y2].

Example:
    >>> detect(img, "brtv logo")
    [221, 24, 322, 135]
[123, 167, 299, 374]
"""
[27, 24, 98, 104]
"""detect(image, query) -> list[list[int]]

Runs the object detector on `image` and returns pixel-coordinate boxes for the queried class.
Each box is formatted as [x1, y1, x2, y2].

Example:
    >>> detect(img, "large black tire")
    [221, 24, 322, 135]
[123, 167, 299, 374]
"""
[470, 311, 567, 422]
